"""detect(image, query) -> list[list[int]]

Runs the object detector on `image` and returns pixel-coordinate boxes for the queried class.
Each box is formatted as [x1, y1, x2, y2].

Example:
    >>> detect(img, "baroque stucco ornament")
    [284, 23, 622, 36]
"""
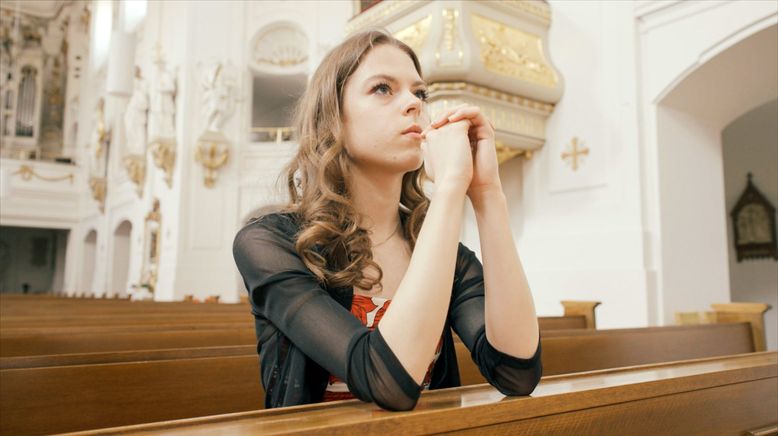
[148, 50, 177, 188]
[195, 62, 237, 188]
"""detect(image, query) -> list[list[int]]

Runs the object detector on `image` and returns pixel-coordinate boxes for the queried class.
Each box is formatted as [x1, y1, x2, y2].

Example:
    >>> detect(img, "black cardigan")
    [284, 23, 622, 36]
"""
[232, 212, 542, 411]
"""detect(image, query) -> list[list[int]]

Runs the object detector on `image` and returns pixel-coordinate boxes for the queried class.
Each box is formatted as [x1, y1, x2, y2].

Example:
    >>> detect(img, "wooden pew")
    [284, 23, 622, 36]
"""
[456, 322, 756, 385]
[0, 301, 600, 357]
[64, 352, 778, 435]
[0, 322, 759, 434]
[676, 302, 772, 352]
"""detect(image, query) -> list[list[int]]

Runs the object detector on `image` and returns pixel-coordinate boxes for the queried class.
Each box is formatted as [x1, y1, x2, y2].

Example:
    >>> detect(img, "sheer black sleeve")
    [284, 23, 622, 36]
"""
[449, 243, 542, 396]
[232, 214, 421, 411]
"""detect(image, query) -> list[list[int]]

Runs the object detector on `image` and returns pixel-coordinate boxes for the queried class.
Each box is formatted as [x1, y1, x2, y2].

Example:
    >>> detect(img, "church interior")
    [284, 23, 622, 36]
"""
[0, 0, 776, 433]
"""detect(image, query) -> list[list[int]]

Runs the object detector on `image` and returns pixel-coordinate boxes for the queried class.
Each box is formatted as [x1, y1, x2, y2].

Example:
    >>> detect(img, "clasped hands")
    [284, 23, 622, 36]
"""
[420, 104, 502, 201]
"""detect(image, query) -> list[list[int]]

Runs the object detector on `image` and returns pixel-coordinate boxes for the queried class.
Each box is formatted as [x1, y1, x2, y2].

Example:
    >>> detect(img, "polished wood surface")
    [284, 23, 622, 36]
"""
[70, 352, 778, 436]
[0, 322, 759, 434]
[457, 322, 755, 385]
[0, 297, 595, 357]
[677, 302, 772, 352]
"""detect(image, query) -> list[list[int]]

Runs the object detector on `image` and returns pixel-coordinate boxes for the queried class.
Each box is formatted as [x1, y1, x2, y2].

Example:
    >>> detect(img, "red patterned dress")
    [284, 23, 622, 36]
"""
[322, 294, 444, 402]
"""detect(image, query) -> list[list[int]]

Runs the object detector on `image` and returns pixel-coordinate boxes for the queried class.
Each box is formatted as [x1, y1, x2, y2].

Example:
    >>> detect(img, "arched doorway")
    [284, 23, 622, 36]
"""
[81, 230, 97, 294]
[112, 221, 132, 297]
[652, 24, 777, 327]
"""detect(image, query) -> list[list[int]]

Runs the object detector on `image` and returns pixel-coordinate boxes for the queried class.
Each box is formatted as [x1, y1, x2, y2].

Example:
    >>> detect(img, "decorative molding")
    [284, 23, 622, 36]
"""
[195, 131, 230, 188]
[149, 138, 176, 188]
[498, 0, 552, 25]
[122, 154, 146, 196]
[393, 15, 431, 54]
[427, 82, 554, 114]
[345, 0, 426, 35]
[471, 13, 558, 88]
[250, 23, 309, 72]
[436, 9, 463, 67]
[495, 140, 533, 164]
[88, 176, 106, 212]
[12, 164, 74, 184]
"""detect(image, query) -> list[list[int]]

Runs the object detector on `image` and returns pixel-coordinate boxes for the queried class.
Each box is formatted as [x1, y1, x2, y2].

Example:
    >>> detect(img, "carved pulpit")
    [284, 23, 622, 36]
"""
[347, 0, 563, 163]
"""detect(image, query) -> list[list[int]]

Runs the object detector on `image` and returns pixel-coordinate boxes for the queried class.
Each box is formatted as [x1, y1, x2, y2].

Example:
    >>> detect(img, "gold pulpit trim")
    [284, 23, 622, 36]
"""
[496, 140, 533, 165]
[393, 15, 431, 54]
[195, 132, 230, 188]
[436, 9, 463, 67]
[12, 165, 74, 184]
[346, 0, 423, 35]
[88, 177, 106, 212]
[122, 154, 146, 197]
[427, 82, 554, 114]
[471, 13, 558, 88]
[499, 0, 552, 25]
[561, 137, 589, 171]
[149, 138, 176, 188]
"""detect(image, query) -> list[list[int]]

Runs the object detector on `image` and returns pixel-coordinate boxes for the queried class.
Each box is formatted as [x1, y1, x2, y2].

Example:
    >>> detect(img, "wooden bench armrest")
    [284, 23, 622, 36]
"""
[711, 303, 772, 352]
[560, 301, 601, 329]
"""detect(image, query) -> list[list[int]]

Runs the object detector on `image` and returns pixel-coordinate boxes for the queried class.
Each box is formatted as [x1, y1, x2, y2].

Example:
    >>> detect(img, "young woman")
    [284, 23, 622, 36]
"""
[233, 29, 541, 411]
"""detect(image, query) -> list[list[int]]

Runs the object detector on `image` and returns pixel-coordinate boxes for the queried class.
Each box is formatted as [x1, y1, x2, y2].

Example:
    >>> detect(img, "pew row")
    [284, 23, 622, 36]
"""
[0, 322, 759, 435]
[0, 298, 599, 329]
[0, 301, 601, 357]
[676, 302, 772, 352]
[70, 352, 778, 436]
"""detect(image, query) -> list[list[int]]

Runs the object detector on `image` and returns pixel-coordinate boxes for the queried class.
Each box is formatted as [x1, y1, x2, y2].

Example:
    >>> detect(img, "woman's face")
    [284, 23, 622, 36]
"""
[341, 44, 430, 175]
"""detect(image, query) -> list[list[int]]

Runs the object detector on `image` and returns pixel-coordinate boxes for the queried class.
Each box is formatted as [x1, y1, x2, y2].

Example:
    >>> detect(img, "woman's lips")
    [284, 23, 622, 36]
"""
[403, 131, 423, 139]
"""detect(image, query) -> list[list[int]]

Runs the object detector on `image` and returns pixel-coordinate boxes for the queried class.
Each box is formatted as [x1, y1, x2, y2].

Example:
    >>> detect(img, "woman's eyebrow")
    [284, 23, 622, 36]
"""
[364, 74, 426, 88]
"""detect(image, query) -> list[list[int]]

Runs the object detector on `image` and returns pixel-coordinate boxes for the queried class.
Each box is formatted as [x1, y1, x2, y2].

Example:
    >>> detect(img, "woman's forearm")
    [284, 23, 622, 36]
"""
[471, 188, 539, 358]
[380, 181, 467, 383]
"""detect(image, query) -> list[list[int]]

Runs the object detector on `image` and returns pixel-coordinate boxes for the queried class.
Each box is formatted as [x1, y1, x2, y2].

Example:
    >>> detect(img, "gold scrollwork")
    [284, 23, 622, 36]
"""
[471, 13, 558, 88]
[149, 138, 176, 188]
[195, 132, 230, 188]
[436, 9, 463, 67]
[495, 140, 534, 165]
[12, 165, 74, 184]
[88, 177, 106, 212]
[122, 154, 146, 197]
[393, 15, 431, 54]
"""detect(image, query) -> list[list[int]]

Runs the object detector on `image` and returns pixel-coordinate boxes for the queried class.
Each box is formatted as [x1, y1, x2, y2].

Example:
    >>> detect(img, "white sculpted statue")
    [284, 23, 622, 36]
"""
[200, 62, 235, 133]
[124, 67, 148, 155]
[148, 59, 176, 140]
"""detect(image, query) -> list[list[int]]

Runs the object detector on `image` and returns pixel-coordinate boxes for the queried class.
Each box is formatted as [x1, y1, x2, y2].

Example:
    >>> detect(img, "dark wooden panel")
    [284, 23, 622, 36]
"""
[68, 352, 776, 435]
[0, 355, 265, 435]
[454, 378, 778, 435]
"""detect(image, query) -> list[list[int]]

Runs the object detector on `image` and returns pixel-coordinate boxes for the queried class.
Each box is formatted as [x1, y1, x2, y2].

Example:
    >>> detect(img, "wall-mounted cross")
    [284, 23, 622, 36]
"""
[561, 137, 589, 171]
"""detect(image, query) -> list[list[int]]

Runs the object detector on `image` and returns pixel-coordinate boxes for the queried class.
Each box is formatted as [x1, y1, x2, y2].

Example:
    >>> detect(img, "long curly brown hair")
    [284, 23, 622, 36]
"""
[279, 29, 430, 292]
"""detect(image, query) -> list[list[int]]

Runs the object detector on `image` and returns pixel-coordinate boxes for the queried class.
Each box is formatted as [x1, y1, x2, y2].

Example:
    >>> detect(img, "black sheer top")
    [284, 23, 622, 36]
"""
[232, 212, 542, 411]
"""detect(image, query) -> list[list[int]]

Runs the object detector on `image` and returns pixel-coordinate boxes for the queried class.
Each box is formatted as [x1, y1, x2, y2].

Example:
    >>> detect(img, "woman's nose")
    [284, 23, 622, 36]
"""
[403, 93, 422, 116]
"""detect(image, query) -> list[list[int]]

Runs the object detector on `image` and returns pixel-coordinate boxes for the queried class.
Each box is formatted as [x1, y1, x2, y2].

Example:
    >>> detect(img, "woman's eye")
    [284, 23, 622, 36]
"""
[373, 83, 391, 95]
[415, 89, 429, 101]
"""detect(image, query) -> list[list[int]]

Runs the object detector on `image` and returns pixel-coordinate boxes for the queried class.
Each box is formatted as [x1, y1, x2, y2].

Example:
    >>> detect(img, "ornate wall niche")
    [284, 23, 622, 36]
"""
[248, 22, 309, 142]
[249, 22, 309, 75]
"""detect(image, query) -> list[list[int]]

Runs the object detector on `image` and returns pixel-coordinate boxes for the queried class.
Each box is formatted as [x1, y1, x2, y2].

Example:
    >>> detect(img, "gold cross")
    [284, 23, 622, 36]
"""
[561, 137, 589, 171]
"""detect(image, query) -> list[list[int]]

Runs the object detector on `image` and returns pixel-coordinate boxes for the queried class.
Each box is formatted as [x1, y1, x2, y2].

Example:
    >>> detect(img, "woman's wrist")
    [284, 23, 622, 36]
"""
[468, 184, 505, 210]
[433, 178, 470, 198]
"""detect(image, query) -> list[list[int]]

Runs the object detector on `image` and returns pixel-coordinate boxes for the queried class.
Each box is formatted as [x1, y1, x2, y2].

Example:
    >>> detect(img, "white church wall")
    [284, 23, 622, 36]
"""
[722, 99, 778, 351]
[637, 1, 777, 325]
[471, 0, 649, 328]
